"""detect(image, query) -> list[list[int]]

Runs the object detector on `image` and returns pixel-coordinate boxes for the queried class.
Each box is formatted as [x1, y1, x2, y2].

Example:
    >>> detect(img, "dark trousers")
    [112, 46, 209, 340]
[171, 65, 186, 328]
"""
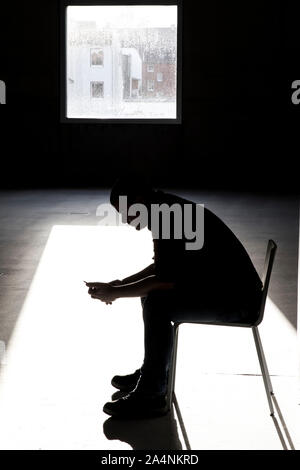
[139, 288, 260, 394]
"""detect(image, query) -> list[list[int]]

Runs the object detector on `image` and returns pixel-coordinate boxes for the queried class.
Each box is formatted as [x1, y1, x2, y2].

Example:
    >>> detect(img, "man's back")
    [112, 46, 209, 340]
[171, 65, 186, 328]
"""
[151, 191, 262, 300]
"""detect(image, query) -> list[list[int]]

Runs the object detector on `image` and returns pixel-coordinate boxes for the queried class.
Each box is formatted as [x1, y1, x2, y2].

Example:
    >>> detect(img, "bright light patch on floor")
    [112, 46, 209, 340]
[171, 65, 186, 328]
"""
[0, 225, 298, 449]
[175, 300, 299, 449]
[0, 225, 153, 449]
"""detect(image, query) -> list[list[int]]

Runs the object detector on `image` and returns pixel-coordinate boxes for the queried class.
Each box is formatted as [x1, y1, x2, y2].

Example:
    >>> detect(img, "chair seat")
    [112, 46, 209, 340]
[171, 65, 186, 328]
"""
[174, 317, 256, 328]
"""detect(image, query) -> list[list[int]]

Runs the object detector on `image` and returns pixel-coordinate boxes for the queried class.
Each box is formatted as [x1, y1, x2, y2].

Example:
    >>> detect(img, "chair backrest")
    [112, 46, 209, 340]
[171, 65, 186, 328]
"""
[254, 239, 277, 326]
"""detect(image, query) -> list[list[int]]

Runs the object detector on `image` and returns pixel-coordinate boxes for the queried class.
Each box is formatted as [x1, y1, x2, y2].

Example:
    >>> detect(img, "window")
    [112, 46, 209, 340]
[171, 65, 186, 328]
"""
[91, 81, 104, 98]
[147, 80, 154, 92]
[90, 48, 104, 66]
[62, 3, 181, 121]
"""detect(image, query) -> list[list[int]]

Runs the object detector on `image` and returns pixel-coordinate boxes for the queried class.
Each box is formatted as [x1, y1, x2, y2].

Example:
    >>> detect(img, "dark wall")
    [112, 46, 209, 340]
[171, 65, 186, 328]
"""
[0, 1, 299, 191]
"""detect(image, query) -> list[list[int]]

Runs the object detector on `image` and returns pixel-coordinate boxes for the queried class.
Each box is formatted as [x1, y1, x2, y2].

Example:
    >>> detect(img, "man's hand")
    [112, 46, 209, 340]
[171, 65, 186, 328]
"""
[85, 282, 118, 305]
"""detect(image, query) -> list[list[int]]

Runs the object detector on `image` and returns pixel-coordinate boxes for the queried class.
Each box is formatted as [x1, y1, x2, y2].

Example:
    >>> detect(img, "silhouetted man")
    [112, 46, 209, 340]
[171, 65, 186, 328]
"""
[86, 178, 262, 418]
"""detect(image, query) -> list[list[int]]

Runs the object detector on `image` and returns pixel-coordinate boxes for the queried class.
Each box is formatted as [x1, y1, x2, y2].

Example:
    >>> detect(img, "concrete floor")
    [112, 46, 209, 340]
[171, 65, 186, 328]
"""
[0, 189, 298, 450]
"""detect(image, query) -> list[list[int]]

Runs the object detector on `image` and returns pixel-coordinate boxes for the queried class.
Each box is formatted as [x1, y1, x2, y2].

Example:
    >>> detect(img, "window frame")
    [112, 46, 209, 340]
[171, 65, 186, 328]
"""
[60, 0, 182, 124]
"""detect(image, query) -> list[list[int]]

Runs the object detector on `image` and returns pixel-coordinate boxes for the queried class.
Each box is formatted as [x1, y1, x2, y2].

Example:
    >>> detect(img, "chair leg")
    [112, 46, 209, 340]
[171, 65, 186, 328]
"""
[252, 326, 274, 416]
[167, 323, 180, 411]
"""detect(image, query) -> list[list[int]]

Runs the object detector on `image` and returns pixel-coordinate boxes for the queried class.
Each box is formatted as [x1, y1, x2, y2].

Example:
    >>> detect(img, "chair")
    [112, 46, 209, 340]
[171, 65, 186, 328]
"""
[167, 239, 286, 448]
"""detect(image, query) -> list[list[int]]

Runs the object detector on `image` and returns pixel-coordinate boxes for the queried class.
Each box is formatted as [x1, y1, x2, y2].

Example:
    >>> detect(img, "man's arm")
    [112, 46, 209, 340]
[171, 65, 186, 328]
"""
[113, 263, 155, 285]
[114, 275, 174, 298]
[87, 275, 174, 303]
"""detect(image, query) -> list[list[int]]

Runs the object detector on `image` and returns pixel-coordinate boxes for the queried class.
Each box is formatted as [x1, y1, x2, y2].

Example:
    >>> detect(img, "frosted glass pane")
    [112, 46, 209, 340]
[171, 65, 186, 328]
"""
[66, 5, 178, 119]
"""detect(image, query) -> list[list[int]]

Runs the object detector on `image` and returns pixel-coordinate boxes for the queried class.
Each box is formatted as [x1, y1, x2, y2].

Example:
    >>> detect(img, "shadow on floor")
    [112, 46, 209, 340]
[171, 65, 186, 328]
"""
[103, 393, 182, 450]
